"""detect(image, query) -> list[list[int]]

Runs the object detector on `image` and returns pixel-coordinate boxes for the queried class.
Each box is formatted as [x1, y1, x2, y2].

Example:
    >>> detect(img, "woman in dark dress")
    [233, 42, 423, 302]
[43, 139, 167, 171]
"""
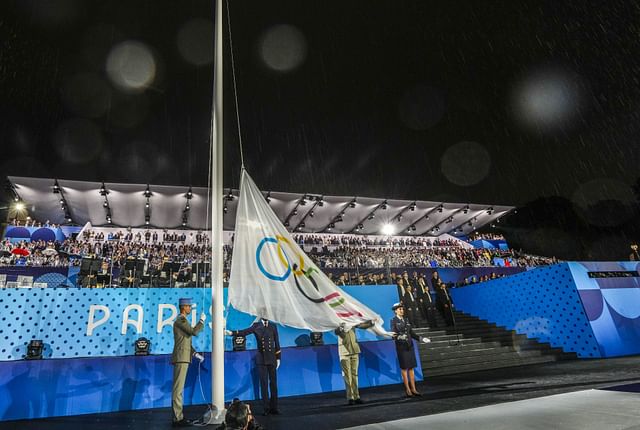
[390, 302, 430, 397]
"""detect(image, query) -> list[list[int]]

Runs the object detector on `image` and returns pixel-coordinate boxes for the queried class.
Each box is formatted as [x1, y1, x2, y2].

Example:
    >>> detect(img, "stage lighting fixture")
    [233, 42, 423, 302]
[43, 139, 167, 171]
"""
[299, 198, 306, 206]
[134, 337, 150, 356]
[143, 185, 152, 198]
[59, 199, 64, 204]
[381, 203, 387, 210]
[309, 210, 314, 217]
[382, 224, 395, 235]
[317, 198, 324, 207]
[13, 201, 24, 211]
[185, 204, 190, 211]
[53, 181, 60, 194]
[99, 183, 109, 196]
[182, 221, 187, 226]
[13, 196, 19, 202]
[232, 335, 246, 351]
[446, 217, 453, 223]
[397, 215, 403, 222]
[368, 214, 375, 220]
[292, 209, 298, 216]
[226, 190, 234, 201]
[284, 221, 290, 227]
[145, 202, 150, 209]
[223, 205, 228, 214]
[349, 200, 356, 208]
[463, 205, 469, 214]
[103, 201, 108, 208]
[437, 205, 443, 213]
[299, 222, 305, 228]
[310, 332, 324, 346]
[329, 222, 335, 228]
[25, 339, 43, 360]
[410, 204, 416, 211]
[358, 223, 364, 230]
[186, 187, 193, 199]
[265, 192, 271, 203]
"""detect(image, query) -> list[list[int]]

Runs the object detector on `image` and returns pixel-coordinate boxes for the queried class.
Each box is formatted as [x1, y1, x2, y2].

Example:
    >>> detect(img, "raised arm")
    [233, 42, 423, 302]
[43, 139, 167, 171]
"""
[174, 317, 204, 337]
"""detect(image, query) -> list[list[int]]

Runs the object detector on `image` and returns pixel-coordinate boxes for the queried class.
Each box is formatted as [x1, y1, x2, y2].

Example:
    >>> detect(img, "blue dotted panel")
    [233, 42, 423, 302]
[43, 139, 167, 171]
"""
[0, 288, 214, 361]
[450, 263, 601, 358]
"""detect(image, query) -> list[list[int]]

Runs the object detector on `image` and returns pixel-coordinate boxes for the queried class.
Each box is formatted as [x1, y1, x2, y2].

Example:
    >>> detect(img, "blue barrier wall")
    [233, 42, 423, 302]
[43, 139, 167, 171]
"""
[450, 263, 602, 358]
[0, 285, 400, 361]
[568, 262, 640, 358]
[0, 341, 420, 421]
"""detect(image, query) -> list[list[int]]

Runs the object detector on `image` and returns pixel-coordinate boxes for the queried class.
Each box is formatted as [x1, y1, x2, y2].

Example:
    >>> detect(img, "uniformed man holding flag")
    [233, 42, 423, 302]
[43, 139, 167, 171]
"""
[171, 297, 206, 427]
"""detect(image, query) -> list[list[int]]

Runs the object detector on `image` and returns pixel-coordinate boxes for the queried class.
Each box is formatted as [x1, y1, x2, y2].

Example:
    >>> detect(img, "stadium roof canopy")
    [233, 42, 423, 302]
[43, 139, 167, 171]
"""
[7, 176, 514, 237]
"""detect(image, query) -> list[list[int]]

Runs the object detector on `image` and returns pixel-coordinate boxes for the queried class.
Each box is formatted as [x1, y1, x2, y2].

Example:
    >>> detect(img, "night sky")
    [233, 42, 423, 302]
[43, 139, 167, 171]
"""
[2, 0, 640, 259]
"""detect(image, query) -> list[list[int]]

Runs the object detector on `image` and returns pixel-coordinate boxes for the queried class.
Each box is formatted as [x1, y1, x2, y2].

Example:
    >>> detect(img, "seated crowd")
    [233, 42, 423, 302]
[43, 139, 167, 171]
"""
[311, 246, 555, 269]
[1, 223, 555, 275]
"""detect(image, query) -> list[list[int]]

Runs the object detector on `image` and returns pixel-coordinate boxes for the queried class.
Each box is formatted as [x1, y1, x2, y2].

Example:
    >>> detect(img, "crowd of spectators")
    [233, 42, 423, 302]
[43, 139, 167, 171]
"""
[0, 227, 554, 272]
[0, 239, 68, 267]
[466, 232, 506, 241]
[10, 218, 61, 228]
[294, 233, 461, 248]
[310, 245, 555, 269]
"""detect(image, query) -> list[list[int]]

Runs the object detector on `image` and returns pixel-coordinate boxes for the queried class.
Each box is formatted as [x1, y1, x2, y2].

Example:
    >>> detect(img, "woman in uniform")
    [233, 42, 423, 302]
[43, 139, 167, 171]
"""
[390, 302, 430, 397]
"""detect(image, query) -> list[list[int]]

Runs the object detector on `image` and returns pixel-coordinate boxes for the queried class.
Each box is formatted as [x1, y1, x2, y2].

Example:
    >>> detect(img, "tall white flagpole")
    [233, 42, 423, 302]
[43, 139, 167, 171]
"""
[211, 0, 225, 417]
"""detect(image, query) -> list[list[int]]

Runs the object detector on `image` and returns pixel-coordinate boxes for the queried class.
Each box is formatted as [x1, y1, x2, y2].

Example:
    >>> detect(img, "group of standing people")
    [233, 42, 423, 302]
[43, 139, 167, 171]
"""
[169, 280, 449, 426]
[396, 271, 455, 328]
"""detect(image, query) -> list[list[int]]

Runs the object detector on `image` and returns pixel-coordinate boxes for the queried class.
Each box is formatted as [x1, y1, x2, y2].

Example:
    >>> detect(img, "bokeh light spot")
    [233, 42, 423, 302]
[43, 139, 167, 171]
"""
[259, 25, 307, 72]
[512, 67, 583, 132]
[106, 41, 156, 93]
[441, 141, 491, 186]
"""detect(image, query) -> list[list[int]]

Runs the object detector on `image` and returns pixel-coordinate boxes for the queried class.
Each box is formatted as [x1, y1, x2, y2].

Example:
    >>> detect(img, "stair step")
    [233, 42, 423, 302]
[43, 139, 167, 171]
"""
[419, 345, 517, 359]
[421, 340, 505, 352]
[423, 355, 557, 377]
[422, 350, 544, 369]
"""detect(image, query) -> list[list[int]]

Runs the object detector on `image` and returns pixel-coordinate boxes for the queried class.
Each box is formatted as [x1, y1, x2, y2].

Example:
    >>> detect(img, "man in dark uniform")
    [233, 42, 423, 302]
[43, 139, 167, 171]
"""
[434, 277, 455, 326]
[226, 317, 281, 415]
[416, 273, 438, 328]
[171, 298, 205, 427]
[398, 273, 420, 327]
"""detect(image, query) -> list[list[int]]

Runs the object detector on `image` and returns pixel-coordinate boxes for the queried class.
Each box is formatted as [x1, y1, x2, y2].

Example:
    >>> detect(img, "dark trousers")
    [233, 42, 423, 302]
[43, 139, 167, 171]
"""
[258, 364, 278, 411]
[402, 299, 420, 327]
[437, 302, 454, 326]
[420, 301, 438, 328]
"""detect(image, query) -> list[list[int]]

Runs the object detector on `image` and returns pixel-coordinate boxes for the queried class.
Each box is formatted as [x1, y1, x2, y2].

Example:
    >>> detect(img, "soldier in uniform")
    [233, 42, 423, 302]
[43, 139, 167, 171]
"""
[171, 298, 206, 427]
[334, 320, 374, 405]
[226, 317, 281, 415]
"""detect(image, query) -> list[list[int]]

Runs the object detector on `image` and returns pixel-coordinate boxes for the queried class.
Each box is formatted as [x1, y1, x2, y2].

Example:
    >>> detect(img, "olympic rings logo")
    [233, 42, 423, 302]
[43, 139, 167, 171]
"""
[256, 235, 305, 281]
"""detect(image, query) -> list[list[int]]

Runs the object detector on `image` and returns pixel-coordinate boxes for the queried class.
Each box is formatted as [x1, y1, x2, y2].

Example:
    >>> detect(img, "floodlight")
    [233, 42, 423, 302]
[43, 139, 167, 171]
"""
[382, 224, 395, 235]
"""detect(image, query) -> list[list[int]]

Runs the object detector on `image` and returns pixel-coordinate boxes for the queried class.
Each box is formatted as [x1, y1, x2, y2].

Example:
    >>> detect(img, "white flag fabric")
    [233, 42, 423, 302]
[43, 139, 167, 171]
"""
[228, 169, 385, 332]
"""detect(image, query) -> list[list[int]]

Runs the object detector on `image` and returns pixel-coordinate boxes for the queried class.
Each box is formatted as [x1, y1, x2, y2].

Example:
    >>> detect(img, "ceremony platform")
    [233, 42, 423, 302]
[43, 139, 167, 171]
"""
[3, 356, 639, 430]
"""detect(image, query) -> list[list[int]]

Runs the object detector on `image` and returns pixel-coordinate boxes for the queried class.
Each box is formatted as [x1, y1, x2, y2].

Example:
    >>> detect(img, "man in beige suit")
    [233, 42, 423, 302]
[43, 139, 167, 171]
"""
[171, 298, 205, 427]
[334, 320, 374, 405]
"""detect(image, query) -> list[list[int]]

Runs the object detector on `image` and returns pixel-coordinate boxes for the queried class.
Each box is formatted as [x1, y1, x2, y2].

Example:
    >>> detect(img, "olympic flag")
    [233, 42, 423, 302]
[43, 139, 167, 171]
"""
[228, 169, 385, 333]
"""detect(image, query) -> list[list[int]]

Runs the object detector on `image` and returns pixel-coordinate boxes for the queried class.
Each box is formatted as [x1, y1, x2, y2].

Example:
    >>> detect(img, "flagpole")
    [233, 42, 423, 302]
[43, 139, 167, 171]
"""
[211, 0, 225, 417]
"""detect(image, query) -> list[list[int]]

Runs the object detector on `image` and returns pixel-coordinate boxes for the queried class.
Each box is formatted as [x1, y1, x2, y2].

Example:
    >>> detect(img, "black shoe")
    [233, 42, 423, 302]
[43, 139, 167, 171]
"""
[412, 392, 422, 397]
[354, 398, 364, 404]
[270, 409, 281, 415]
[348, 399, 355, 405]
[172, 419, 193, 427]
